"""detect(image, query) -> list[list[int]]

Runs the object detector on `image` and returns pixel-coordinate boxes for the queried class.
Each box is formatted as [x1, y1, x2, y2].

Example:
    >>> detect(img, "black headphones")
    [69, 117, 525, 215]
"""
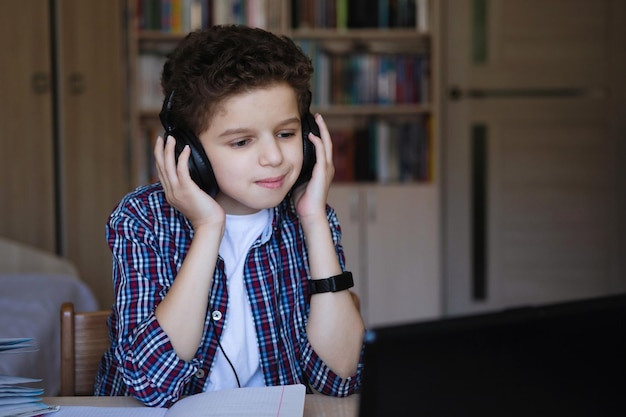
[159, 90, 318, 198]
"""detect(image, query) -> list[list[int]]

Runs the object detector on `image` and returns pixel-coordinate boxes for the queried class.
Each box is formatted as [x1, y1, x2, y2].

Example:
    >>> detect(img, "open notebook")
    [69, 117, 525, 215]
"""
[49, 384, 305, 417]
[358, 293, 626, 417]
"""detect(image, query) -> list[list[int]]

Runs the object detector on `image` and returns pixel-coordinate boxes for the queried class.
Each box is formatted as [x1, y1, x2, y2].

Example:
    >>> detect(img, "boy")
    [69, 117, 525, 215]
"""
[95, 25, 364, 407]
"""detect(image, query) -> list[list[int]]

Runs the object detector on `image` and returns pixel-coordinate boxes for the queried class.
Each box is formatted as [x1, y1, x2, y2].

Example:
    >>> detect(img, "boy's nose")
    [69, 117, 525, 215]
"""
[259, 137, 284, 166]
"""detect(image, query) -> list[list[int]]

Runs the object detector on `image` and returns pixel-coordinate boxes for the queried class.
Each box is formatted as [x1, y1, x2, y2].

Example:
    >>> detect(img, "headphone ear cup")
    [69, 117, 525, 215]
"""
[169, 127, 219, 198]
[294, 112, 318, 188]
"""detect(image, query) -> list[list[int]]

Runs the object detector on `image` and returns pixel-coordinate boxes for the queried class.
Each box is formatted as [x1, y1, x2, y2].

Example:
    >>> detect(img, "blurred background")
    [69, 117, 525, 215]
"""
[1, 0, 624, 328]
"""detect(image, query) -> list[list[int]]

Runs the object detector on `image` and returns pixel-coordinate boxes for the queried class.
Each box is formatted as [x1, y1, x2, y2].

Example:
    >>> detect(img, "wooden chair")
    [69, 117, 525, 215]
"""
[60, 302, 111, 396]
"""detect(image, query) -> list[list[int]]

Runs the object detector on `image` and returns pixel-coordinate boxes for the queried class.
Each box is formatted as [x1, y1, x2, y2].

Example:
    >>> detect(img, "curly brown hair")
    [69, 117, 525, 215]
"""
[161, 25, 314, 135]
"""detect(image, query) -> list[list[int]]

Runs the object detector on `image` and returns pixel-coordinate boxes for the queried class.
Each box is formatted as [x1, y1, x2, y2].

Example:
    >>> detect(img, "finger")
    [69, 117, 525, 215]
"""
[153, 136, 169, 186]
[314, 113, 333, 163]
[162, 135, 180, 188]
[307, 131, 336, 188]
[307, 131, 326, 168]
[176, 144, 193, 183]
[153, 136, 164, 171]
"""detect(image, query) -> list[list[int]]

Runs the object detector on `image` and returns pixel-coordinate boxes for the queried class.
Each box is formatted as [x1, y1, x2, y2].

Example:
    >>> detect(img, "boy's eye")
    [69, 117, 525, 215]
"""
[231, 138, 251, 148]
[277, 131, 297, 139]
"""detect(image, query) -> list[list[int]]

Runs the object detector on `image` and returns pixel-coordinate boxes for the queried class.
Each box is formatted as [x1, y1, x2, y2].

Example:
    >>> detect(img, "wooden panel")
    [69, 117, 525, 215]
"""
[56, 0, 130, 308]
[479, 99, 615, 306]
[470, 0, 613, 87]
[365, 185, 441, 326]
[328, 185, 366, 320]
[447, 97, 620, 313]
[329, 184, 442, 327]
[0, 0, 55, 251]
[443, 0, 626, 316]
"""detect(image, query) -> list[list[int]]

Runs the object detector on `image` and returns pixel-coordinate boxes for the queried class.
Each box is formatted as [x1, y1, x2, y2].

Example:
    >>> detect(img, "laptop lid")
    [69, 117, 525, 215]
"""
[358, 293, 626, 417]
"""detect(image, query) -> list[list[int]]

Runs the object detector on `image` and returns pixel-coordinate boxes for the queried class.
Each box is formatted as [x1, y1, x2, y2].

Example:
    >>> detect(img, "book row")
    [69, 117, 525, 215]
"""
[137, 115, 432, 185]
[135, 0, 269, 33]
[334, 116, 433, 183]
[298, 40, 430, 107]
[134, 0, 428, 33]
[293, 0, 429, 30]
[136, 48, 430, 111]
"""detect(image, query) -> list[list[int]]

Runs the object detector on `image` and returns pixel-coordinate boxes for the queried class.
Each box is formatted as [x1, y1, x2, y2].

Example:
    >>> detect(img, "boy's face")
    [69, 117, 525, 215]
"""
[198, 83, 305, 215]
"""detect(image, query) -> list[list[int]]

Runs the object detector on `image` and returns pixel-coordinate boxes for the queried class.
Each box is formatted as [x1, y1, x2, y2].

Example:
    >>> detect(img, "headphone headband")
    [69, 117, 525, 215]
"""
[159, 90, 176, 134]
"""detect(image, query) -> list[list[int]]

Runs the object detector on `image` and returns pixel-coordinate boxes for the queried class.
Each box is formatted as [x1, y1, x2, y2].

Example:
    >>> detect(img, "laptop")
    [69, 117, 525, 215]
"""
[358, 293, 626, 417]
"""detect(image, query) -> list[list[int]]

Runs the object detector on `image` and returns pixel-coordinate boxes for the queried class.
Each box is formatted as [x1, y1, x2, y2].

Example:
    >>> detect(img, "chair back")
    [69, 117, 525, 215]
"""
[60, 302, 110, 396]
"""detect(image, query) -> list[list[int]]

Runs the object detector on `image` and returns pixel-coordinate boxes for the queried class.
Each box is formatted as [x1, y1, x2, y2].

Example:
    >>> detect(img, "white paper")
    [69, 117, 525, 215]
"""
[167, 385, 306, 417]
[49, 385, 305, 417]
[50, 406, 166, 417]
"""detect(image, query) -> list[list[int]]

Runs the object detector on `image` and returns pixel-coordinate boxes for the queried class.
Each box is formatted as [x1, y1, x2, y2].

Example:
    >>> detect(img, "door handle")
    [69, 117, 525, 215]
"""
[448, 86, 462, 101]
[448, 86, 607, 101]
[31, 72, 50, 94]
[68, 73, 86, 95]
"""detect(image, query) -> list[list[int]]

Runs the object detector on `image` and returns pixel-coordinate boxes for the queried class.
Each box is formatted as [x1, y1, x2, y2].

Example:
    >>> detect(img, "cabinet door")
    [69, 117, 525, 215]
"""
[328, 185, 365, 317]
[443, 0, 626, 315]
[56, 0, 129, 307]
[329, 184, 441, 327]
[364, 185, 441, 326]
[0, 0, 56, 251]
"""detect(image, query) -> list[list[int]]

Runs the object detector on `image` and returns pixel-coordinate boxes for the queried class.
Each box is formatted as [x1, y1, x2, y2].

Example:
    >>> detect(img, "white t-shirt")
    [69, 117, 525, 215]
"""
[205, 208, 272, 391]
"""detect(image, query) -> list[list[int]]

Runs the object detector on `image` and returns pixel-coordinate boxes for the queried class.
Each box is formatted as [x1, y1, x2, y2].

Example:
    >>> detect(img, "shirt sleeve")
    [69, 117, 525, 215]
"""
[298, 205, 364, 396]
[106, 191, 202, 407]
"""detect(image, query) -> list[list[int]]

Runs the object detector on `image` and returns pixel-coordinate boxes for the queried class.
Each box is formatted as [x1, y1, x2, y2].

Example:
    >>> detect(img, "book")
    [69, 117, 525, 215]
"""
[48, 384, 306, 417]
[332, 129, 356, 182]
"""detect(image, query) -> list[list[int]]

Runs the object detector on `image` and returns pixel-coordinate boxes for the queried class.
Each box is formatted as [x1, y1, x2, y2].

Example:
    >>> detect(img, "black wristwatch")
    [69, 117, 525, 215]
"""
[308, 271, 354, 294]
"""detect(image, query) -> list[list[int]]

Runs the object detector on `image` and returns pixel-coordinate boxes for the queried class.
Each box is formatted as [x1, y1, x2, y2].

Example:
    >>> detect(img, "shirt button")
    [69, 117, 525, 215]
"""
[211, 310, 222, 321]
[195, 369, 205, 378]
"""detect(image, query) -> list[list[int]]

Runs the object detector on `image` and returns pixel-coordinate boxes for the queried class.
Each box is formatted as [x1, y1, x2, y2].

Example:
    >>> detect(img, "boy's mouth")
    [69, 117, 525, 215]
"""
[255, 175, 286, 189]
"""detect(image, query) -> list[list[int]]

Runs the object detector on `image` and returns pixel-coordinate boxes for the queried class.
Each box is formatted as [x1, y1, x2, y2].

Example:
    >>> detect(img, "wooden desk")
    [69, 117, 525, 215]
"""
[43, 393, 359, 417]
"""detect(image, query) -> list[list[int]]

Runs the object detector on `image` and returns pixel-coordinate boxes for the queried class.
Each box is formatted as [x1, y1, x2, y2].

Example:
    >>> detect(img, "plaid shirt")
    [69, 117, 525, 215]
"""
[94, 183, 362, 407]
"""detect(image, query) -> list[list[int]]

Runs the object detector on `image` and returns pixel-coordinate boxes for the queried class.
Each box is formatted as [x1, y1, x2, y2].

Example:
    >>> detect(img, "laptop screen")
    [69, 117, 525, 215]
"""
[358, 293, 626, 417]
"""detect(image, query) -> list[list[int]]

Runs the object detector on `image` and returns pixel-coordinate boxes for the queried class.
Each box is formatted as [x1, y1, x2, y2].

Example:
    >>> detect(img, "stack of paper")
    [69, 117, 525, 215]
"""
[0, 338, 38, 354]
[0, 338, 58, 417]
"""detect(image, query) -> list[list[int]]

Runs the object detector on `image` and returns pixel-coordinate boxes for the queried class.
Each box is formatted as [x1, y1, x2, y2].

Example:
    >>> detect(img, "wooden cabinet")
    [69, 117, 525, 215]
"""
[329, 185, 441, 327]
[442, 0, 626, 315]
[0, 0, 56, 252]
[56, 0, 130, 308]
[0, 0, 130, 308]
[287, 0, 443, 325]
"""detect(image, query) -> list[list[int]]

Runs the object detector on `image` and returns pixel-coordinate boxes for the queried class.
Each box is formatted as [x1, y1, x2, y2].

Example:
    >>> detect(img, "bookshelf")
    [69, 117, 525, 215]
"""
[126, 0, 442, 325]
[127, 0, 437, 187]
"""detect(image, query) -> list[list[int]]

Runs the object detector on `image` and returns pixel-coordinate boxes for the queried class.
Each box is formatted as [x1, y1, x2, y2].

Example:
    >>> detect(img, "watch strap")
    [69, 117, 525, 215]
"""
[308, 271, 354, 294]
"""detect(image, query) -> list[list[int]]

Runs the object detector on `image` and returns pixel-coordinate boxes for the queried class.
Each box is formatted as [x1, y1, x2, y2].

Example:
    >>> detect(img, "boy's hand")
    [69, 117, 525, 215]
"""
[154, 136, 225, 230]
[293, 114, 334, 222]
